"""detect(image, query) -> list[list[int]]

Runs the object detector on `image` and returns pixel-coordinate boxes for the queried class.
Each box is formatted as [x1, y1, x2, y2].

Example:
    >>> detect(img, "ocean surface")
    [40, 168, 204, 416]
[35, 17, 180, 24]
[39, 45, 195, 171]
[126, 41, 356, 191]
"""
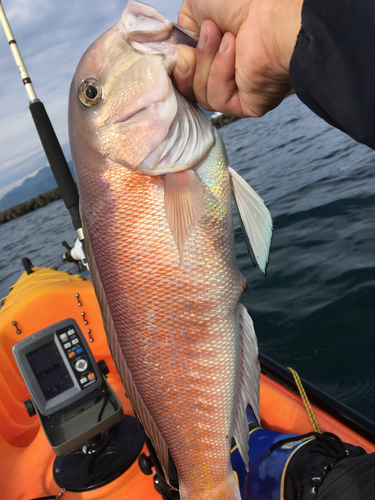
[1, 95, 375, 422]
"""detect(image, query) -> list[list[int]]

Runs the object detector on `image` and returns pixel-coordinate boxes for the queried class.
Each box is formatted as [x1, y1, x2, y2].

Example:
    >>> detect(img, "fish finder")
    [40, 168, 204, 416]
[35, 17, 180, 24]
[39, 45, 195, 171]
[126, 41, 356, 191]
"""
[13, 318, 144, 491]
[13, 318, 102, 416]
[13, 318, 123, 457]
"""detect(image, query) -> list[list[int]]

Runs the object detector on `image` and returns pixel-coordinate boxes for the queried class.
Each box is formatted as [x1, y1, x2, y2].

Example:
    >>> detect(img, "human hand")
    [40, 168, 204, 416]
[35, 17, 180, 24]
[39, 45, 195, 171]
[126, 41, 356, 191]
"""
[173, 0, 303, 117]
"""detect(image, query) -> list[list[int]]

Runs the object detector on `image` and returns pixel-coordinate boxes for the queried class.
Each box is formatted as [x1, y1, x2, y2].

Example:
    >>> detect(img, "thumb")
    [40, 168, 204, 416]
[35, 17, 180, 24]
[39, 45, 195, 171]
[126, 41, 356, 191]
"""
[173, 45, 197, 102]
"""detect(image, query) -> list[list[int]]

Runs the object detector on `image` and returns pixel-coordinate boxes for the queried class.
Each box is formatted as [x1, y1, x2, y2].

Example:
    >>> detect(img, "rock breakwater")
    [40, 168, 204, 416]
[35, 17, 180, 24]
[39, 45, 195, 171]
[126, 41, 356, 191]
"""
[0, 188, 61, 225]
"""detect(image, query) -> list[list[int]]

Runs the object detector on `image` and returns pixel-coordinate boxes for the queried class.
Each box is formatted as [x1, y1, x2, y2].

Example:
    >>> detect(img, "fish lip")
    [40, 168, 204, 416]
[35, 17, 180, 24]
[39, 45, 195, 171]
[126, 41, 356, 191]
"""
[172, 23, 198, 48]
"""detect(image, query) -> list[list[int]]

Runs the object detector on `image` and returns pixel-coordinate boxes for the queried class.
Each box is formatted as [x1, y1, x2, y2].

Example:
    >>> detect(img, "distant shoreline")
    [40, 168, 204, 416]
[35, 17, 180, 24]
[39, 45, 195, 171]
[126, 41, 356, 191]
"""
[0, 188, 62, 225]
[0, 114, 241, 225]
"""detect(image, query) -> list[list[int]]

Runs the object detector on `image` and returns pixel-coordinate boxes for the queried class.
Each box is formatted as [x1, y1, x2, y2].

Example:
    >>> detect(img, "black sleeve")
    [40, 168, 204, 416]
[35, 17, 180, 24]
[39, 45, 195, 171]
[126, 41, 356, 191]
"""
[289, 0, 375, 150]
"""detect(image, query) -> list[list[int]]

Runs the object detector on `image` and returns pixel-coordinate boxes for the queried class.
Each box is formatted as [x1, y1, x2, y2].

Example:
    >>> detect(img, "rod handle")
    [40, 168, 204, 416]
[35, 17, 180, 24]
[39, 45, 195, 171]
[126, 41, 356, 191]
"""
[29, 100, 81, 230]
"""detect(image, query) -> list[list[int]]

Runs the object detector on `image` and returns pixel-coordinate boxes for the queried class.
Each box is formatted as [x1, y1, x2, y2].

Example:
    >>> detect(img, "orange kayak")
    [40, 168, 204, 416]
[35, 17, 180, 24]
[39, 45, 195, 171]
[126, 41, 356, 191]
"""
[1, 265, 374, 499]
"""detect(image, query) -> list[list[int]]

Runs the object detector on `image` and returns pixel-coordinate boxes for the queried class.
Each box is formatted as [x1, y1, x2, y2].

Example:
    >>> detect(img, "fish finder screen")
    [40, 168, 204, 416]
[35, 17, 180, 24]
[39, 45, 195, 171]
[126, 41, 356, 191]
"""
[26, 341, 74, 401]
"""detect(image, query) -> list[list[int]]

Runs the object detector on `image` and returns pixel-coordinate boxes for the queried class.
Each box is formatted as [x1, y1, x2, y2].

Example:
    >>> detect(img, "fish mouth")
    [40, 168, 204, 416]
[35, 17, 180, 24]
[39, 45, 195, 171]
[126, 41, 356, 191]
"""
[171, 24, 198, 48]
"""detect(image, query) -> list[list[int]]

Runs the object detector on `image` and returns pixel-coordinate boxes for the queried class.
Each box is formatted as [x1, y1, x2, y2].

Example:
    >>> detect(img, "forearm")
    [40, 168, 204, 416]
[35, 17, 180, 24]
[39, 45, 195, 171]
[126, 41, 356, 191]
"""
[290, 0, 375, 149]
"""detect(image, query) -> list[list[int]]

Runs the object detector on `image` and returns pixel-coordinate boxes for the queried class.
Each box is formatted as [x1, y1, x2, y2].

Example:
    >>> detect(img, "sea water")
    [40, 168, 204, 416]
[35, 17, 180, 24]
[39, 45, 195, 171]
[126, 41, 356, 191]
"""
[1, 95, 375, 421]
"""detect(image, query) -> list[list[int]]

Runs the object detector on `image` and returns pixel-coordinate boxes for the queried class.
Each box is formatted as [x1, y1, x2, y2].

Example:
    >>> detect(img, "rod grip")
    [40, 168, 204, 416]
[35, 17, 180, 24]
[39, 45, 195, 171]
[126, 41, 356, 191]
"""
[29, 100, 81, 230]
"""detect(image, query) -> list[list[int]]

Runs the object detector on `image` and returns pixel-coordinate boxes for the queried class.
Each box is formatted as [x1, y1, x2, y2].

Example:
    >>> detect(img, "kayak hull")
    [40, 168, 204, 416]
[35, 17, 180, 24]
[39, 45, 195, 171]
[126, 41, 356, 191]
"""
[0, 266, 374, 499]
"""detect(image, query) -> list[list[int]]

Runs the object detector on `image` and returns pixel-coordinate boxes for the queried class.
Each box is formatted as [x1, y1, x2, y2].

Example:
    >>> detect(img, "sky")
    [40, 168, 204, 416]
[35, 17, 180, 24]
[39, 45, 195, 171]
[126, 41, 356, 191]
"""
[0, 0, 181, 198]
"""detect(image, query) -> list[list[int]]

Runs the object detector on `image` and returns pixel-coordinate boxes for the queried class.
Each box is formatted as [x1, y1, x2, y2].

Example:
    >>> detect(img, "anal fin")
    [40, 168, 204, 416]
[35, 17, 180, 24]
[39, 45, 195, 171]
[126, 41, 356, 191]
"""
[233, 303, 261, 471]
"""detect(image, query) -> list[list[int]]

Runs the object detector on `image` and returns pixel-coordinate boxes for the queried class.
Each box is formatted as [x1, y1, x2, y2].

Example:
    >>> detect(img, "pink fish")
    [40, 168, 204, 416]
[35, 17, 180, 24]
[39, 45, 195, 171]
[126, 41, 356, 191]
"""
[69, 2, 272, 499]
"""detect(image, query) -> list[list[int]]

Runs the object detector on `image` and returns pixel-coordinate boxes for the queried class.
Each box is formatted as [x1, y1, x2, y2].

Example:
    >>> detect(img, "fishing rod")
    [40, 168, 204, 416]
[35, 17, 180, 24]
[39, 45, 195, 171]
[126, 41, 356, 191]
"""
[0, 1, 88, 271]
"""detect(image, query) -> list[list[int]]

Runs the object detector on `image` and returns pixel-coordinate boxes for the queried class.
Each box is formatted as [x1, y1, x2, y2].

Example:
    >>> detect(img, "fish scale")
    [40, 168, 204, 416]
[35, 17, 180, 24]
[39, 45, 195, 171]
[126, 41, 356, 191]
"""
[77, 134, 244, 498]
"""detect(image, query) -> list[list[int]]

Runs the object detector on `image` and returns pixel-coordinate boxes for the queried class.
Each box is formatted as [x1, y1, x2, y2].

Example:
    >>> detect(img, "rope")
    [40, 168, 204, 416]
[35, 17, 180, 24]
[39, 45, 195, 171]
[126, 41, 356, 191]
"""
[29, 488, 65, 500]
[287, 367, 321, 433]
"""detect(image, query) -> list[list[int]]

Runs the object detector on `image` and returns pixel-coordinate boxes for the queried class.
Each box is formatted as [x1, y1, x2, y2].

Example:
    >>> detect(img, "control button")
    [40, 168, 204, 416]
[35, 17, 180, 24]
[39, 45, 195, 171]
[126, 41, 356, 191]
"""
[76, 347, 83, 354]
[75, 359, 88, 372]
[87, 373, 95, 380]
[68, 351, 76, 358]
[67, 328, 75, 336]
[72, 338, 79, 345]
[80, 377, 87, 384]
[60, 333, 68, 342]
[63, 342, 72, 349]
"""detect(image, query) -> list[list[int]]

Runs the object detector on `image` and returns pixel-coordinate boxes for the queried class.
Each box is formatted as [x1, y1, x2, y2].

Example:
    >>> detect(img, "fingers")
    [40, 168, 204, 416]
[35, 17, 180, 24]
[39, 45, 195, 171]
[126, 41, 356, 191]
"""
[192, 20, 223, 111]
[174, 19, 242, 116]
[173, 19, 222, 108]
[204, 31, 241, 115]
[177, 0, 199, 31]
[174, 45, 196, 102]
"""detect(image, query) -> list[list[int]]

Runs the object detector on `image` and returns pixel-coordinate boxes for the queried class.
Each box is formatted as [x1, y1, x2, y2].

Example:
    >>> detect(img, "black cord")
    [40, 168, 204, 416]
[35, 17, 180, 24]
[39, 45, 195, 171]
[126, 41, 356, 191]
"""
[97, 389, 117, 422]
[30, 496, 57, 500]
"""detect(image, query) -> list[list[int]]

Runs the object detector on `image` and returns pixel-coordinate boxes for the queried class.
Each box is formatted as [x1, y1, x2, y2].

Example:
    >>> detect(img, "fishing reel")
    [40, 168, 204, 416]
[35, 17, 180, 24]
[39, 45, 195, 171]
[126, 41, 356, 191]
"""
[62, 239, 89, 272]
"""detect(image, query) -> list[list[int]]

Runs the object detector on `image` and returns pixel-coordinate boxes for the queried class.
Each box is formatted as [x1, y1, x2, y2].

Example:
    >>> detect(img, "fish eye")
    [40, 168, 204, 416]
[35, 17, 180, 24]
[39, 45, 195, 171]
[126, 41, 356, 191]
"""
[78, 79, 102, 107]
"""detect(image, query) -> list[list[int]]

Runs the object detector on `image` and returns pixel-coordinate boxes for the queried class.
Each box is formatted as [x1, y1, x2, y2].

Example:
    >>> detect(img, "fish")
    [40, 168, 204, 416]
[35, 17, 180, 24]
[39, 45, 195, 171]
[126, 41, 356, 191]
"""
[68, 1, 272, 499]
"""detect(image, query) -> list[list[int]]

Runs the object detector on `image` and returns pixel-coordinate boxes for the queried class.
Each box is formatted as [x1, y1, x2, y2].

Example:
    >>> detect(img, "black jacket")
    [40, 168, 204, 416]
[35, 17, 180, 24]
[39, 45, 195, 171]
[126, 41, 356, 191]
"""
[289, 0, 375, 150]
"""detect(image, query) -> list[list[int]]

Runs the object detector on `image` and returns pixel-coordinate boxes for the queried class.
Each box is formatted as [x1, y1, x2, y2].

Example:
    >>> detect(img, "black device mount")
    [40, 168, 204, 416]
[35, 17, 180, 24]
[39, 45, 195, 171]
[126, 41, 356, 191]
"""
[13, 318, 144, 491]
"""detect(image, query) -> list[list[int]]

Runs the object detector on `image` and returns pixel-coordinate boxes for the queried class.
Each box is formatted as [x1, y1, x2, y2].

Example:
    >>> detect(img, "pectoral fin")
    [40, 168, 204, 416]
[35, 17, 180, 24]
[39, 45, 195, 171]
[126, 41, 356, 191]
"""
[229, 166, 272, 275]
[164, 170, 205, 261]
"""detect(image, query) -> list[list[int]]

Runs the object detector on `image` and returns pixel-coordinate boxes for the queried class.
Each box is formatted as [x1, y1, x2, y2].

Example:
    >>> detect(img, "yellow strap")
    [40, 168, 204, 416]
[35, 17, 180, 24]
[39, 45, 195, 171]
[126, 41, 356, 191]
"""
[288, 367, 321, 433]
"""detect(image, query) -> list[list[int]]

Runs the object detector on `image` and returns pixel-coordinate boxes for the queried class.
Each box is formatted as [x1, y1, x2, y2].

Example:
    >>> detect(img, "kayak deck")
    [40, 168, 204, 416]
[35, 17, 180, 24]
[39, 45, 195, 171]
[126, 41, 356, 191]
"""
[0, 267, 374, 499]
